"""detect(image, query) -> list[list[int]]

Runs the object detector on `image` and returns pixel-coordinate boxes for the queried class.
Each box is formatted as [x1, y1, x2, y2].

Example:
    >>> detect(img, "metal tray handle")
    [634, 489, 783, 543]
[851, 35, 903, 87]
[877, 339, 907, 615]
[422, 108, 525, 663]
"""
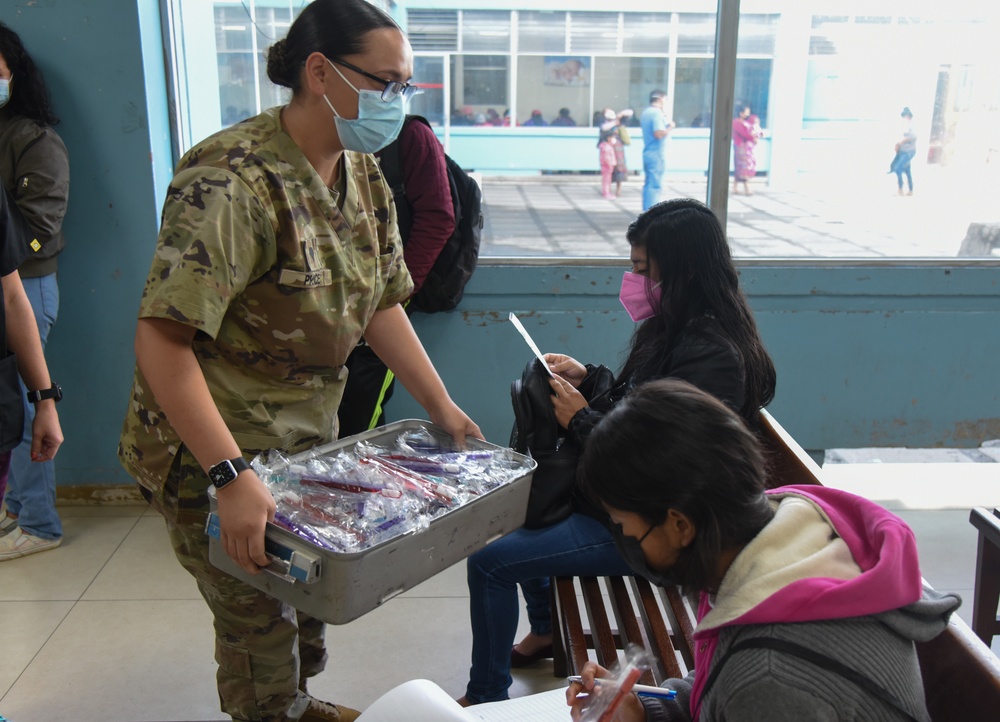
[206, 513, 322, 585]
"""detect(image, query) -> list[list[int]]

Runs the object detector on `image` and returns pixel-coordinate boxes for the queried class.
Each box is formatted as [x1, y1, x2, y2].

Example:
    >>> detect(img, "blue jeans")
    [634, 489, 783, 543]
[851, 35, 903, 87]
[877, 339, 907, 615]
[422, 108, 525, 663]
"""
[464, 512, 632, 703]
[6, 273, 61, 540]
[893, 150, 915, 192]
[642, 150, 665, 211]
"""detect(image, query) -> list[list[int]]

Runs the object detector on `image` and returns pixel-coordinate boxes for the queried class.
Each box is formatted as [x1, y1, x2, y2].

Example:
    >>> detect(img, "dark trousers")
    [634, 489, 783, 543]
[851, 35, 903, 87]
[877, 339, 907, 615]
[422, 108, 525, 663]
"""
[338, 342, 396, 438]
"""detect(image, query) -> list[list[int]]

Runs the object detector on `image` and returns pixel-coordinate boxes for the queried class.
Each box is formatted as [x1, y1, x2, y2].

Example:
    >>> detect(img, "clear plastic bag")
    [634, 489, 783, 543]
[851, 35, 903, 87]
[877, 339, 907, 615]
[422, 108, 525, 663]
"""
[251, 424, 531, 552]
[577, 645, 653, 722]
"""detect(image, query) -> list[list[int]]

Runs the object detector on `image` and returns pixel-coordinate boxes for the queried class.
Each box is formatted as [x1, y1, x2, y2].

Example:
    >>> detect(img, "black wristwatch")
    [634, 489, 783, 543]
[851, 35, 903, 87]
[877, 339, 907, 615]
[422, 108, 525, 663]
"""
[26, 382, 62, 404]
[208, 457, 251, 490]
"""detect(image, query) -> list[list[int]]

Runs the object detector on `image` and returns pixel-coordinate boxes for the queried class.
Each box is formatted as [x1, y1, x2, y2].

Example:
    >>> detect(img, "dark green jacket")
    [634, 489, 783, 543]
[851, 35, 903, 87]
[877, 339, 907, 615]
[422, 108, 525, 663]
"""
[0, 112, 69, 278]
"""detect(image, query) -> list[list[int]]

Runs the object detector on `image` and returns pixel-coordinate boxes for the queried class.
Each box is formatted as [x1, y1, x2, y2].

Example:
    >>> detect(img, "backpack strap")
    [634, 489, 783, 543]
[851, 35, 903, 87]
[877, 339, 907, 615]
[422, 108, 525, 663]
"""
[699, 637, 919, 721]
[376, 116, 413, 243]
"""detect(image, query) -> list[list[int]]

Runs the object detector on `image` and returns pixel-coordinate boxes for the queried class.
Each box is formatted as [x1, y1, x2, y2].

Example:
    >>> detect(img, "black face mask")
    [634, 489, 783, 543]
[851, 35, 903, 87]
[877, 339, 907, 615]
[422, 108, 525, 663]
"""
[609, 522, 678, 588]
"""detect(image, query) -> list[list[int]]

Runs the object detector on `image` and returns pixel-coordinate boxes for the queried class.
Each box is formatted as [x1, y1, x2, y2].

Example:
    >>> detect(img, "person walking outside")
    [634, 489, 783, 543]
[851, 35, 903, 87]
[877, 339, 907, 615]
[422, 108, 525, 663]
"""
[889, 106, 916, 196]
[597, 128, 618, 200]
[732, 104, 761, 196]
[640, 90, 674, 211]
[118, 1, 480, 720]
[0, 22, 70, 559]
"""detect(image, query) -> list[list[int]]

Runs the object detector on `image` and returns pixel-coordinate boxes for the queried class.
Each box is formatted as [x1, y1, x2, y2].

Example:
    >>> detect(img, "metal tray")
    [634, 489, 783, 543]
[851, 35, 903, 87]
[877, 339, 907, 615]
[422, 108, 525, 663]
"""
[206, 419, 535, 624]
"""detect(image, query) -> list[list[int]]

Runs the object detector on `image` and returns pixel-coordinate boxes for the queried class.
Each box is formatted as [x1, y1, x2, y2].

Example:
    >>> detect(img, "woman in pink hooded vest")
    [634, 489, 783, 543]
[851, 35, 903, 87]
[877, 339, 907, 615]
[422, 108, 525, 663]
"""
[570, 379, 959, 722]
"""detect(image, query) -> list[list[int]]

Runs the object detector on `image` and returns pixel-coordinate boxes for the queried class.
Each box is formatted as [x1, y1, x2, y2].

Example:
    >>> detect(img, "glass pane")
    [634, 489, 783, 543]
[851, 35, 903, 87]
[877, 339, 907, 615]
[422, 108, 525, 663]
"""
[215, 5, 255, 126]
[450, 54, 509, 123]
[407, 9, 458, 51]
[217, 53, 256, 126]
[729, 11, 1000, 259]
[165, 1, 1000, 261]
[677, 13, 716, 54]
[255, 5, 292, 112]
[215, 6, 253, 51]
[810, 15, 849, 55]
[516, 56, 589, 127]
[568, 11, 619, 54]
[737, 14, 778, 55]
[735, 59, 771, 129]
[517, 10, 567, 53]
[622, 13, 671, 54]
[461, 10, 511, 53]
[589, 57, 668, 127]
[674, 58, 713, 129]
[410, 56, 445, 126]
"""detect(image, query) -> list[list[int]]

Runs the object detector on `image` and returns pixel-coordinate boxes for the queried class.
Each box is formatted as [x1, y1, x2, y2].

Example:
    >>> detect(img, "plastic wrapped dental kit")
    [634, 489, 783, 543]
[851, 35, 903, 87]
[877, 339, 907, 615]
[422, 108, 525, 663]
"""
[254, 426, 528, 553]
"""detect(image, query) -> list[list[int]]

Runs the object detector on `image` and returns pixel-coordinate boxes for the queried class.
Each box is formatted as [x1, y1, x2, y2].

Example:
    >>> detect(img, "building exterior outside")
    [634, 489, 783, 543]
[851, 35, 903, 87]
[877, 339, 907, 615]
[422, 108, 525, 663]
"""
[168, 1, 998, 181]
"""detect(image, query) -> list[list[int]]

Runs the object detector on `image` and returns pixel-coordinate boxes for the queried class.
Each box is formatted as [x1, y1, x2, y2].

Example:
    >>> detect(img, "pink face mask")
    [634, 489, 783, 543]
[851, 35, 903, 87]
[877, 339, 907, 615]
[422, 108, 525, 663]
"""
[619, 272, 662, 322]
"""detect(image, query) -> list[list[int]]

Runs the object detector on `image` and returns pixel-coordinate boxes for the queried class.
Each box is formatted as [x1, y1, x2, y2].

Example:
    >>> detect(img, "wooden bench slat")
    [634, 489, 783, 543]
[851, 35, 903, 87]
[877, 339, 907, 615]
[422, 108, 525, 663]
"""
[633, 577, 684, 681]
[553, 576, 590, 676]
[606, 577, 658, 685]
[661, 585, 697, 671]
[580, 576, 619, 670]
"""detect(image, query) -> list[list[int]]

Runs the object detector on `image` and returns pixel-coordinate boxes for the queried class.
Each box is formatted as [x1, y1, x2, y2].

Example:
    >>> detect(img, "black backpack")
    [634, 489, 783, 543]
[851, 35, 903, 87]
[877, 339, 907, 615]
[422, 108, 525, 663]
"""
[377, 115, 484, 313]
[510, 358, 615, 529]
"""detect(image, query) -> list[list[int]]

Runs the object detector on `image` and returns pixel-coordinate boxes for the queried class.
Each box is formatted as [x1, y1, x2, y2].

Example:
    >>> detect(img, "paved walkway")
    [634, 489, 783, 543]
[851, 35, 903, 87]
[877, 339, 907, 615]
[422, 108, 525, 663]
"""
[479, 165, 999, 258]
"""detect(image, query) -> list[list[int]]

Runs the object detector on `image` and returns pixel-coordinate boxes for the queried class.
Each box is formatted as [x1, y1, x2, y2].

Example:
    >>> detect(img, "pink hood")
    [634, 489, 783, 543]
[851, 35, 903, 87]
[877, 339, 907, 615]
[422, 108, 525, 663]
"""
[689, 485, 923, 718]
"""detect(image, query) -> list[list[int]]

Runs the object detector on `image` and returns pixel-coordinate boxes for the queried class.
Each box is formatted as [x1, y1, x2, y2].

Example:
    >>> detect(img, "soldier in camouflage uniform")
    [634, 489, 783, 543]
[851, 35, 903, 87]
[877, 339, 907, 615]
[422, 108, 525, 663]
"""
[118, 2, 480, 720]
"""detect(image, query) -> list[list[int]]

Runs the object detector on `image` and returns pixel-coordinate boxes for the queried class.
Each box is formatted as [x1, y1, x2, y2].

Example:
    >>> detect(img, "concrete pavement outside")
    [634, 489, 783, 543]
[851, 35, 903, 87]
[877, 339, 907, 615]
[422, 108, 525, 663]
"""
[479, 165, 999, 258]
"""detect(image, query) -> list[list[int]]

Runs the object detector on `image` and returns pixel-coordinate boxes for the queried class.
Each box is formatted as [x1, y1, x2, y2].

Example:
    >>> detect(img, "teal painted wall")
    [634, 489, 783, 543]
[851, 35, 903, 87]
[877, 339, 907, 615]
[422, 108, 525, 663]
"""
[432, 126, 771, 177]
[5, 5, 999, 495]
[6, 1, 173, 487]
[394, 264, 1000, 452]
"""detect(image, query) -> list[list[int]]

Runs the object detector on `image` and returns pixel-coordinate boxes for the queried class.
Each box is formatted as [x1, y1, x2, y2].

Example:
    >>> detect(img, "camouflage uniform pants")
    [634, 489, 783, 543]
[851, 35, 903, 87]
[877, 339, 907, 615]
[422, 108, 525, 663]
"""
[164, 453, 328, 721]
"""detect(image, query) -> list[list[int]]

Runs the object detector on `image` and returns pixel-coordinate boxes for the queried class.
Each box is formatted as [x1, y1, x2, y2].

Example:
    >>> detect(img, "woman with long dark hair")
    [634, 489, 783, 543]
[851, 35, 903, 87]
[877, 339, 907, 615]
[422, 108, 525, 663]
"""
[461, 198, 776, 706]
[0, 22, 70, 560]
[570, 379, 958, 721]
[118, 1, 479, 719]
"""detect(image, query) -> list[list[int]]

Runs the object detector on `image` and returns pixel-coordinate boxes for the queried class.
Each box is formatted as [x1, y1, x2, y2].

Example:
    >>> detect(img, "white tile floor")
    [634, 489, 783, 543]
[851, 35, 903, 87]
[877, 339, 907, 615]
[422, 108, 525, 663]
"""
[2, 460, 998, 722]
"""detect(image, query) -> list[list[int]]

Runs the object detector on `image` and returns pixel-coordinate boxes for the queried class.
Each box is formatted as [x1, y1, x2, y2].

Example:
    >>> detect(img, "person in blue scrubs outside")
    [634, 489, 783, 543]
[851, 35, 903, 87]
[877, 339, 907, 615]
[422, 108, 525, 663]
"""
[640, 89, 674, 211]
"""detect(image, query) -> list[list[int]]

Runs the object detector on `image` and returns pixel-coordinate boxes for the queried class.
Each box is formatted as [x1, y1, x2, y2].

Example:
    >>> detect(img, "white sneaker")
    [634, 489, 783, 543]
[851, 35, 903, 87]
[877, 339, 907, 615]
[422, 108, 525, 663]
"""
[0, 527, 62, 560]
[0, 502, 17, 536]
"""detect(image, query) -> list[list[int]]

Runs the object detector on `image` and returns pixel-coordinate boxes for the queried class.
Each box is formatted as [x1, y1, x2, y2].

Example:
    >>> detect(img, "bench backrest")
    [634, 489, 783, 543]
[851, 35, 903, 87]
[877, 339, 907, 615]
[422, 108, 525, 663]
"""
[758, 411, 1000, 719]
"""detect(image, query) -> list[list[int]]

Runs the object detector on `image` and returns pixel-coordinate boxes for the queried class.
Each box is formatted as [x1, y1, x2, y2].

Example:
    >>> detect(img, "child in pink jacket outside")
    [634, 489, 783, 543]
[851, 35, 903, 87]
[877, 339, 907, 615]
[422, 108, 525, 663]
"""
[598, 129, 618, 200]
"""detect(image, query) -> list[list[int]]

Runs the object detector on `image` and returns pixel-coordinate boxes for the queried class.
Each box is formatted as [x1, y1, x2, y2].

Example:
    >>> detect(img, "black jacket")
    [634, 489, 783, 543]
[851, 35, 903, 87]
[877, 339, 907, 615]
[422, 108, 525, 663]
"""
[567, 315, 745, 448]
[567, 316, 745, 519]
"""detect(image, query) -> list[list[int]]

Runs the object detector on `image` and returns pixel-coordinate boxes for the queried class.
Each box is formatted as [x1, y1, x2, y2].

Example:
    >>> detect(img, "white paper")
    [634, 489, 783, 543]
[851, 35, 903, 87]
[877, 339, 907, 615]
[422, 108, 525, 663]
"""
[356, 680, 571, 722]
[508, 312, 555, 377]
[472, 687, 570, 721]
[356, 679, 474, 722]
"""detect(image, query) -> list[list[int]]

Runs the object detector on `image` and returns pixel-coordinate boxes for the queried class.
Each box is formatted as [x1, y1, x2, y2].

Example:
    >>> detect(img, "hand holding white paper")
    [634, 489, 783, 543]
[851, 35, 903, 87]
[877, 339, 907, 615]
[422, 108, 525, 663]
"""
[508, 313, 555, 378]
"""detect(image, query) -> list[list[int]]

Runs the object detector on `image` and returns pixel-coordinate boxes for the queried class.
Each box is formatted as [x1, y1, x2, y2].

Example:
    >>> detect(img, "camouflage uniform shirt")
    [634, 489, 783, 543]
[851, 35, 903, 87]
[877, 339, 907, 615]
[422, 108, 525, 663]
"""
[119, 107, 413, 518]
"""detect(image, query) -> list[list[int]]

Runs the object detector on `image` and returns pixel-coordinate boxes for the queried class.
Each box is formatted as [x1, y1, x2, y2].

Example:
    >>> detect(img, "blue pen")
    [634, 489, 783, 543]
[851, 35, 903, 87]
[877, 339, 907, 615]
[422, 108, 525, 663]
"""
[568, 675, 677, 700]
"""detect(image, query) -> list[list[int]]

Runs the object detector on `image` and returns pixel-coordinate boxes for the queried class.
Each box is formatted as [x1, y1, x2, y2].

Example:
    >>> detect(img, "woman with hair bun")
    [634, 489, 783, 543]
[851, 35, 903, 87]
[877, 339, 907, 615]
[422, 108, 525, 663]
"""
[118, 1, 480, 720]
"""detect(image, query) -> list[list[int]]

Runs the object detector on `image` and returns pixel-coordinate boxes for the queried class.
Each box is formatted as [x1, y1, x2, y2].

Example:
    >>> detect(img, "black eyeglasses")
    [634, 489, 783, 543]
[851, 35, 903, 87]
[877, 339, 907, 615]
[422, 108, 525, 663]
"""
[329, 58, 418, 102]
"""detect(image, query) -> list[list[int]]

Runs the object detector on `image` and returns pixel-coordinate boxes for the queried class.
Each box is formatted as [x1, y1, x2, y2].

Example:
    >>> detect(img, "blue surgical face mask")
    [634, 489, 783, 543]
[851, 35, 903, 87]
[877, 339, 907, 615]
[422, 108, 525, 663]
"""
[0, 77, 11, 109]
[323, 59, 405, 154]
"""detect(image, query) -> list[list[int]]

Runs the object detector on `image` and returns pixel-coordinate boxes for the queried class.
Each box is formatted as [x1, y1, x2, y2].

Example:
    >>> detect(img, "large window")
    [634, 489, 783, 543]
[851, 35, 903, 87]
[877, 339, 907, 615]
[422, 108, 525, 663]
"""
[164, 1, 1000, 261]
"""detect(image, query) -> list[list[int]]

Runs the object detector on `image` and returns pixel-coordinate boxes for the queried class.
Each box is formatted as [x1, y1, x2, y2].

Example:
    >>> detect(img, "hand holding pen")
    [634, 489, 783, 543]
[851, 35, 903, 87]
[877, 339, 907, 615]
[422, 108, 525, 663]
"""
[567, 661, 655, 722]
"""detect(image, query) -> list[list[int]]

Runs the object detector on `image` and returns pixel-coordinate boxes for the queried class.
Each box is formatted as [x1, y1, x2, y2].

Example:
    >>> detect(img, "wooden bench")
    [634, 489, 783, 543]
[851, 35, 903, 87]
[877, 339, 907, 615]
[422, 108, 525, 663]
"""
[970, 507, 1000, 646]
[550, 410, 1000, 719]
